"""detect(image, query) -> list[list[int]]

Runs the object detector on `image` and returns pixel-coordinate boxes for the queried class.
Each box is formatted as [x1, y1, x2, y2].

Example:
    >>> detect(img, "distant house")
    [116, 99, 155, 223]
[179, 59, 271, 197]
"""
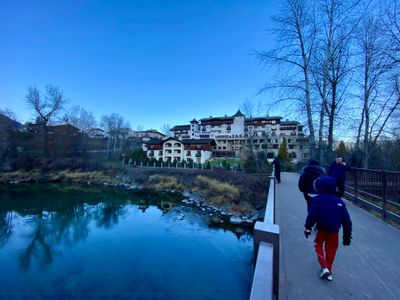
[0, 114, 23, 130]
[143, 137, 216, 164]
[48, 124, 80, 136]
[22, 123, 80, 136]
[130, 129, 165, 140]
[88, 128, 106, 139]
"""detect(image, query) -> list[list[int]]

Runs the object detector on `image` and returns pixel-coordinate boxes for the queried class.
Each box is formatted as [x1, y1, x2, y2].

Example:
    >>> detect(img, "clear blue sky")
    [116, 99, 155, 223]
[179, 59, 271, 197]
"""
[0, 0, 280, 130]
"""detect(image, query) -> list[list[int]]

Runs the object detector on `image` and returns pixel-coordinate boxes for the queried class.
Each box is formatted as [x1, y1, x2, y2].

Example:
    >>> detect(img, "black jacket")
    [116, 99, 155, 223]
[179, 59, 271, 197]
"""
[298, 164, 326, 194]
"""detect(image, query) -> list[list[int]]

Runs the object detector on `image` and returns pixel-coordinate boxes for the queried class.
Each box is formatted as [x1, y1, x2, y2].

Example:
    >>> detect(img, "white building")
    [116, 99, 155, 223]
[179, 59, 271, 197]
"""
[143, 137, 216, 164]
[170, 110, 309, 162]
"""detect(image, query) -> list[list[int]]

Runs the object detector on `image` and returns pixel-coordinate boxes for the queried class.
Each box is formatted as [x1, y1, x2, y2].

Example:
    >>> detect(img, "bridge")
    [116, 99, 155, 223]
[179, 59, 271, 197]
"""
[251, 171, 400, 300]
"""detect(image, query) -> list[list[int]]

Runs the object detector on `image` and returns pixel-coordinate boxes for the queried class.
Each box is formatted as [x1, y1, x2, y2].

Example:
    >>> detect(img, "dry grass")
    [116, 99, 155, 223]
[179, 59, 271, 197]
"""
[50, 170, 114, 183]
[0, 169, 40, 182]
[0, 169, 115, 184]
[194, 175, 255, 215]
[146, 174, 185, 192]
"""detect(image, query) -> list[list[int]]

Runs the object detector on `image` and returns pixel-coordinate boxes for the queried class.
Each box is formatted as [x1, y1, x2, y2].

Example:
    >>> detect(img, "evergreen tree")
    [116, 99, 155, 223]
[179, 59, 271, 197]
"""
[278, 137, 289, 163]
[336, 141, 348, 159]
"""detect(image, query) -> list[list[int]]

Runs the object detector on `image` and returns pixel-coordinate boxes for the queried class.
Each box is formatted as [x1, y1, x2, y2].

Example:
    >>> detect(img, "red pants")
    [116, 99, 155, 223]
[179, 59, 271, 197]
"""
[314, 230, 339, 273]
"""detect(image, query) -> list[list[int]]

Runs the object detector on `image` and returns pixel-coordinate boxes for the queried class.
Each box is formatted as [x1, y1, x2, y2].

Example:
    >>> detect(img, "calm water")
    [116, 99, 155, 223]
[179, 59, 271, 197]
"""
[0, 184, 253, 300]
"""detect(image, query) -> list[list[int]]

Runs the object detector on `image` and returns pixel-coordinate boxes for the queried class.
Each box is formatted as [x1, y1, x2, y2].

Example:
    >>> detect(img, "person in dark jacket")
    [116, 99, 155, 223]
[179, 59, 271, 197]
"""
[273, 158, 281, 183]
[298, 160, 325, 207]
[328, 157, 351, 198]
[304, 176, 352, 281]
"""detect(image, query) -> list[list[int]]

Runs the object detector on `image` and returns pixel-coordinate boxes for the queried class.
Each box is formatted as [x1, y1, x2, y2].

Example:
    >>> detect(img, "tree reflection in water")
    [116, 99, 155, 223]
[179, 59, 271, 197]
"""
[0, 185, 132, 271]
[0, 211, 13, 248]
[0, 184, 252, 272]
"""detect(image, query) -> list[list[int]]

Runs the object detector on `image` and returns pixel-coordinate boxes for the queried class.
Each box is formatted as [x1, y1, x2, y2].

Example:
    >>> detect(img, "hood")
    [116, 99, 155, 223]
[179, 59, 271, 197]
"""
[308, 160, 320, 165]
[315, 176, 337, 194]
[302, 164, 325, 175]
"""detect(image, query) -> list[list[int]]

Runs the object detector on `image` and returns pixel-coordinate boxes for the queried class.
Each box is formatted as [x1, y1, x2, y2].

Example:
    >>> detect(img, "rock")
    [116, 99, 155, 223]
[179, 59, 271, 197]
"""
[182, 191, 191, 198]
[230, 216, 242, 225]
[175, 214, 185, 220]
[250, 211, 261, 221]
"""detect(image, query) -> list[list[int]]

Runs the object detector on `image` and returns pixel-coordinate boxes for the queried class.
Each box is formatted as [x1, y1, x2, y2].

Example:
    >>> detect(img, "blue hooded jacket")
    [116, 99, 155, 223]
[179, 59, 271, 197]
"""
[305, 176, 352, 237]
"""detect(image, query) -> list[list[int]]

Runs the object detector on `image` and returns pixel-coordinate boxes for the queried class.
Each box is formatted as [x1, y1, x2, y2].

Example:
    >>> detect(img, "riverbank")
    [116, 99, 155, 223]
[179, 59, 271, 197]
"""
[0, 168, 268, 222]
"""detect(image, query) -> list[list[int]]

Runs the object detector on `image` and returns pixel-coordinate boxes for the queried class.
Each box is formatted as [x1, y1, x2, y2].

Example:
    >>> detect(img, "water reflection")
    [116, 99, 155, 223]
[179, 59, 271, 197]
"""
[0, 211, 12, 247]
[0, 184, 252, 272]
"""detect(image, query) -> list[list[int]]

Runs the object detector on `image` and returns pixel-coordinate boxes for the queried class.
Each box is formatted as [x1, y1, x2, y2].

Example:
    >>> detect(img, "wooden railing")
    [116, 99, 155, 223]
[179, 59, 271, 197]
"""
[250, 167, 280, 300]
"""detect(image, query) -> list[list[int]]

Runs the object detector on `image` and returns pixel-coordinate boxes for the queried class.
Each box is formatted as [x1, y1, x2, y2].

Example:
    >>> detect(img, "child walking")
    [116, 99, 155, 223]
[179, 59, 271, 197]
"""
[304, 176, 352, 281]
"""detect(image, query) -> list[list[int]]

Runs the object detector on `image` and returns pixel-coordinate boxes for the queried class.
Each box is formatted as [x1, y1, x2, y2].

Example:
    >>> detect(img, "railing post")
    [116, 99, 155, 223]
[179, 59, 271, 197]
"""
[253, 222, 280, 296]
[354, 168, 358, 204]
[382, 171, 387, 220]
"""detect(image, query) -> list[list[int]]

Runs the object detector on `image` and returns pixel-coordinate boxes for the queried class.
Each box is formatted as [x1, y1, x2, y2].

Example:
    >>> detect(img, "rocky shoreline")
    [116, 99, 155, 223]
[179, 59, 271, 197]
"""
[0, 170, 266, 225]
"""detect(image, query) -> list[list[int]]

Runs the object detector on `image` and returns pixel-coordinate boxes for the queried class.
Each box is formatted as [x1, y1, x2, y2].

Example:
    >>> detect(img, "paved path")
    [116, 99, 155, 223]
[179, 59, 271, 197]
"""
[277, 172, 400, 300]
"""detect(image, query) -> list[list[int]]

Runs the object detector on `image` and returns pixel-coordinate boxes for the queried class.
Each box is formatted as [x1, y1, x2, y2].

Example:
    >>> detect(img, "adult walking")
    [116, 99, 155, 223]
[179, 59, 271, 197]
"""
[298, 160, 325, 208]
[273, 158, 281, 183]
[328, 157, 351, 198]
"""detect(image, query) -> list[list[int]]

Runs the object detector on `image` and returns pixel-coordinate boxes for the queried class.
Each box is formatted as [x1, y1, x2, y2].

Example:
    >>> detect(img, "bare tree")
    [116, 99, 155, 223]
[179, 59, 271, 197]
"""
[354, 12, 399, 167]
[100, 113, 129, 159]
[240, 98, 265, 118]
[311, 0, 363, 162]
[160, 124, 171, 137]
[63, 105, 97, 133]
[26, 85, 66, 159]
[257, 0, 317, 158]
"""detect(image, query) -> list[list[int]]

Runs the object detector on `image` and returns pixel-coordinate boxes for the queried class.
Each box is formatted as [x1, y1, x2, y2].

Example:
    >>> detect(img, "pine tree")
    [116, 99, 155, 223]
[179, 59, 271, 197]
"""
[336, 141, 347, 158]
[278, 137, 289, 163]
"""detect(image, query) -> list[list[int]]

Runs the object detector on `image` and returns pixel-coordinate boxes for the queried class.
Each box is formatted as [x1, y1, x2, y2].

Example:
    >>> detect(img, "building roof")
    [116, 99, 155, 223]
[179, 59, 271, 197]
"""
[190, 119, 198, 123]
[88, 128, 105, 132]
[0, 114, 23, 130]
[136, 129, 165, 136]
[280, 120, 300, 125]
[199, 116, 234, 122]
[246, 116, 282, 121]
[145, 138, 164, 145]
[232, 110, 245, 117]
[170, 125, 190, 131]
[181, 139, 216, 146]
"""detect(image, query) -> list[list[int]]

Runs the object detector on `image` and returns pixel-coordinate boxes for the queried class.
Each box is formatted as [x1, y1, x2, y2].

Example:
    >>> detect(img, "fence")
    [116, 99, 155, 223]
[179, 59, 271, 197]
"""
[250, 167, 280, 300]
[298, 163, 400, 224]
[346, 168, 400, 223]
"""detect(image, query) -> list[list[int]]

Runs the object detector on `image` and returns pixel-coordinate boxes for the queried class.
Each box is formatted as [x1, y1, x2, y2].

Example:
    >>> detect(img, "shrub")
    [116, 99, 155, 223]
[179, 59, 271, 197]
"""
[147, 174, 184, 191]
[195, 175, 240, 204]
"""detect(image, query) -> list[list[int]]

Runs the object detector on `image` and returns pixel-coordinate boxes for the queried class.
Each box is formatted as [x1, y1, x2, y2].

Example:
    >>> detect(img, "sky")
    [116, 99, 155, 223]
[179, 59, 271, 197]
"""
[0, 0, 280, 130]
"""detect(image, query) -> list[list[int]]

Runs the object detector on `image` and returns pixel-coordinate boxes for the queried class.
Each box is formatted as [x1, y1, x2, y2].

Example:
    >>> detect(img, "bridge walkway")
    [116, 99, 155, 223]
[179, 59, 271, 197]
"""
[277, 172, 400, 300]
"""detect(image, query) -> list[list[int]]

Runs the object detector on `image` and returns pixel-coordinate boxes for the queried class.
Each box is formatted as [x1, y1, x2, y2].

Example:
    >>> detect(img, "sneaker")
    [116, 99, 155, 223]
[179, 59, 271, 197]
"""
[327, 274, 333, 281]
[320, 268, 330, 280]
